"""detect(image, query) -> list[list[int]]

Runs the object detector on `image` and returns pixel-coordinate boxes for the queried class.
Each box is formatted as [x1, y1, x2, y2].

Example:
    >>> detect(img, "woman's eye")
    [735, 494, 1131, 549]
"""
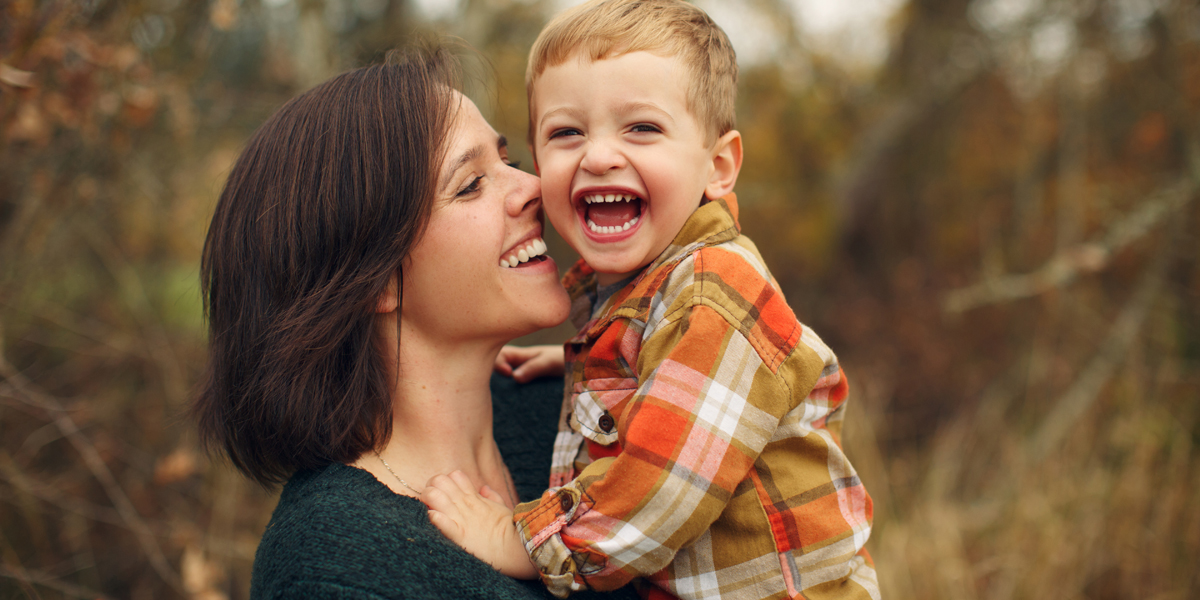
[456, 175, 483, 197]
[506, 160, 521, 169]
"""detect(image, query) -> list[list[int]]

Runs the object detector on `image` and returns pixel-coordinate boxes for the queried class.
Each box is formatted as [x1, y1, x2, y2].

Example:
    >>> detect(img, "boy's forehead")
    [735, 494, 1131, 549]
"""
[531, 50, 690, 105]
[527, 49, 718, 144]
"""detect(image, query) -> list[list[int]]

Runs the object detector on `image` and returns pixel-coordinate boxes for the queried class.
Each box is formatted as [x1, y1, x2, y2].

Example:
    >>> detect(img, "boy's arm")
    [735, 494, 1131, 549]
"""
[514, 304, 791, 594]
[514, 303, 874, 598]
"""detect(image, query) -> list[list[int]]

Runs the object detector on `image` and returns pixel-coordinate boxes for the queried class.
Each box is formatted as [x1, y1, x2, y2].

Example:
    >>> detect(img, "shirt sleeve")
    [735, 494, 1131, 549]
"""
[512, 302, 800, 597]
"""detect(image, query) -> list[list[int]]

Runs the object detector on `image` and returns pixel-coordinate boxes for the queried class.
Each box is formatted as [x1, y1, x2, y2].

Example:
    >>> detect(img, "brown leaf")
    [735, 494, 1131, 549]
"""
[0, 63, 35, 88]
[154, 448, 198, 485]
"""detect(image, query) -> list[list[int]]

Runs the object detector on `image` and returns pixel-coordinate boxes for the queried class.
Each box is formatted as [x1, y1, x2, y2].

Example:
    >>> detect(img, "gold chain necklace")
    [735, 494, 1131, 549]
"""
[377, 453, 422, 495]
[376, 452, 519, 506]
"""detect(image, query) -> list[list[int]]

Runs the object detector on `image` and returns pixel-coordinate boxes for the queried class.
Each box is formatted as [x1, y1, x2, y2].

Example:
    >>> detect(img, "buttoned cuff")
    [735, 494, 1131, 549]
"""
[514, 487, 589, 598]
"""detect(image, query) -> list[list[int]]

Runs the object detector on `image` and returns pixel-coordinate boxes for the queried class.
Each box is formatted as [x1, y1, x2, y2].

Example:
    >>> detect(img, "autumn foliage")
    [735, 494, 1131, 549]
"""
[1, 0, 1197, 599]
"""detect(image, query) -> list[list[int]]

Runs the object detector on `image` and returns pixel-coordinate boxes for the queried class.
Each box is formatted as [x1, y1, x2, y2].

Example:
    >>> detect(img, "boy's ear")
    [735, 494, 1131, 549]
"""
[705, 130, 743, 200]
[376, 272, 399, 314]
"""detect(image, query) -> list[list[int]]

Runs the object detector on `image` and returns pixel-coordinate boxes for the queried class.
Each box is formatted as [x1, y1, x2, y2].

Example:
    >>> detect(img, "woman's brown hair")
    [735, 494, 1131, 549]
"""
[194, 45, 458, 486]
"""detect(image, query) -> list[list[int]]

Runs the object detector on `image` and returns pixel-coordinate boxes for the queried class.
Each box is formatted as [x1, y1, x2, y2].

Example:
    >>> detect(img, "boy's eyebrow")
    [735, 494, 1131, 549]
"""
[537, 106, 584, 129]
[537, 102, 675, 130]
[615, 101, 673, 121]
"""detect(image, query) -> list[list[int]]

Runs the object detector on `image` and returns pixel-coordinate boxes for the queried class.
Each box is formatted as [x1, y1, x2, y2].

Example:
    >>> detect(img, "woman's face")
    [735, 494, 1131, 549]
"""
[401, 94, 570, 345]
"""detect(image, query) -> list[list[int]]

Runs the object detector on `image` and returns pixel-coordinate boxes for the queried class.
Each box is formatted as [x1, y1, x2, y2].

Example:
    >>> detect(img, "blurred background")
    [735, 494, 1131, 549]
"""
[1, 0, 1197, 598]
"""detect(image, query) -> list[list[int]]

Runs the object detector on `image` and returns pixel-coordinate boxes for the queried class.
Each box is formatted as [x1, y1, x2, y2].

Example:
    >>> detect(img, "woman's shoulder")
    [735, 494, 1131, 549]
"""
[251, 459, 640, 600]
[250, 463, 548, 600]
[260, 462, 426, 540]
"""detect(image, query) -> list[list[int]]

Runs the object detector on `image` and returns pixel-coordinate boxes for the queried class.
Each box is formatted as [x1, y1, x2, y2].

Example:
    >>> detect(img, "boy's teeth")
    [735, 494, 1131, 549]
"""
[585, 193, 636, 204]
[587, 216, 639, 234]
[499, 238, 549, 268]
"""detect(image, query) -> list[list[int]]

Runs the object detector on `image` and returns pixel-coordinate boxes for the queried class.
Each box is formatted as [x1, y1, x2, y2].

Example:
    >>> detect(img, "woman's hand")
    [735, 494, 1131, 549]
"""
[494, 344, 565, 383]
[422, 471, 540, 580]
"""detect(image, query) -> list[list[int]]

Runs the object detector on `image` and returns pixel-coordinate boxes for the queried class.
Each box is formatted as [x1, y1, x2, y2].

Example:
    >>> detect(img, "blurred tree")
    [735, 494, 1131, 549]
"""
[1, 0, 1197, 598]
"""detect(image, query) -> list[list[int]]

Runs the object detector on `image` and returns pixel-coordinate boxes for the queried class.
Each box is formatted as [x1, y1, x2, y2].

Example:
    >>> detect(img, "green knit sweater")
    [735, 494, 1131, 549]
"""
[249, 375, 640, 600]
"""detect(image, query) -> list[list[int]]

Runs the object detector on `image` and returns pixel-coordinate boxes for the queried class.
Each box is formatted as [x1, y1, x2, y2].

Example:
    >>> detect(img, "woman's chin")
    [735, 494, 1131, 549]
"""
[507, 289, 570, 338]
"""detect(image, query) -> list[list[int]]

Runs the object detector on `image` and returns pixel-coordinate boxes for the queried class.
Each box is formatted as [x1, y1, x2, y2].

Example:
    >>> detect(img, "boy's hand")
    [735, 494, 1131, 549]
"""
[494, 345, 565, 383]
[421, 471, 539, 580]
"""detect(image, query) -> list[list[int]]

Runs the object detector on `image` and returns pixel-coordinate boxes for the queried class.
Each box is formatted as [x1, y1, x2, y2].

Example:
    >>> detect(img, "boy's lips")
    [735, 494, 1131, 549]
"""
[574, 188, 645, 240]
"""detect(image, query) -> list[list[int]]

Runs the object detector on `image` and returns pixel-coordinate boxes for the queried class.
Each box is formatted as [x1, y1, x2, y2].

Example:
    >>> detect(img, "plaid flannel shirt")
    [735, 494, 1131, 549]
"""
[513, 196, 879, 600]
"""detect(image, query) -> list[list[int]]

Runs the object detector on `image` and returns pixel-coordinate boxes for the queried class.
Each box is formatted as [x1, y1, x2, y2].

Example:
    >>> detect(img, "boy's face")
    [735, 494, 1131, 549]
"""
[531, 51, 719, 286]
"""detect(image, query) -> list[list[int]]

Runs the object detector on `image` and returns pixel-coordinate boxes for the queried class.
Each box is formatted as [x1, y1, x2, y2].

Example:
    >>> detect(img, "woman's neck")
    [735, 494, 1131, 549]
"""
[354, 316, 516, 505]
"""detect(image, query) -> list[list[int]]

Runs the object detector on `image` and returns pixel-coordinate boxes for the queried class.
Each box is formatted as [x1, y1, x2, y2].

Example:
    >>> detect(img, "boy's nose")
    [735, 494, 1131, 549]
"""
[580, 139, 626, 175]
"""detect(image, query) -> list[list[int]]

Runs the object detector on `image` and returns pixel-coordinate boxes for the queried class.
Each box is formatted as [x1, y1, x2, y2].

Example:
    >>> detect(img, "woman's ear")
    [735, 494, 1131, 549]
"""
[375, 272, 399, 314]
[705, 130, 743, 200]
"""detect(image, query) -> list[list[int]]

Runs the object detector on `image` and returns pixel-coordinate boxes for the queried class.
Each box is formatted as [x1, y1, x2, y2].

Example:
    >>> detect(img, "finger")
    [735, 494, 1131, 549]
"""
[505, 346, 540, 364]
[426, 473, 460, 495]
[479, 484, 506, 505]
[426, 509, 463, 542]
[494, 354, 514, 376]
[511, 364, 533, 383]
[447, 470, 478, 495]
[424, 475, 472, 513]
[419, 484, 457, 513]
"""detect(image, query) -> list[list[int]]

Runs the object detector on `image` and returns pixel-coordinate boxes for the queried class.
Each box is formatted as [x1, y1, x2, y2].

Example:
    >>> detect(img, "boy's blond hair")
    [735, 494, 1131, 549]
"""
[526, 0, 737, 143]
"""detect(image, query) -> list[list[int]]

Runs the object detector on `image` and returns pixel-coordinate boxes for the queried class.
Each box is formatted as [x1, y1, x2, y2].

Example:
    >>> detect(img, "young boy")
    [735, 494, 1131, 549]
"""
[423, 2, 879, 598]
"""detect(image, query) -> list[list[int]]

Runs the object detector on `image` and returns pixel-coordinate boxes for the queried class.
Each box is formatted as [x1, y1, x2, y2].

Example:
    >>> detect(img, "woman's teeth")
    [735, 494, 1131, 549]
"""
[499, 238, 548, 268]
[587, 217, 639, 234]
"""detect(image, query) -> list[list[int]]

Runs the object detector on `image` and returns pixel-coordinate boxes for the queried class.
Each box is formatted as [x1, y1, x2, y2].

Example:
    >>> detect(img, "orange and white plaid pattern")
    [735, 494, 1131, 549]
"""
[514, 196, 879, 600]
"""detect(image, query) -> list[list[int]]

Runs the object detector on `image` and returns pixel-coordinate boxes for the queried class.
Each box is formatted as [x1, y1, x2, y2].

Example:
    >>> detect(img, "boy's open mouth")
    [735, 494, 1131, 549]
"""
[582, 193, 643, 234]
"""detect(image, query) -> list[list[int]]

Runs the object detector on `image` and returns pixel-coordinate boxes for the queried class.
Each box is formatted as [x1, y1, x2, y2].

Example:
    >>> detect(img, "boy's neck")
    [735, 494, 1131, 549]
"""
[596, 269, 643, 287]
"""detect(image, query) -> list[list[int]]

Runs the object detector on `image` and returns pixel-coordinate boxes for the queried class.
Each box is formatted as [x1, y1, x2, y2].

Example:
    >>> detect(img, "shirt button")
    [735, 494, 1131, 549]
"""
[598, 414, 615, 433]
[559, 494, 574, 512]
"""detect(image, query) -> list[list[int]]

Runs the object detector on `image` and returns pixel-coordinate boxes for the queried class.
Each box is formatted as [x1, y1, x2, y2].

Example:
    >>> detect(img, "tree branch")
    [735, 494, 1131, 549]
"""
[0, 357, 184, 594]
[0, 564, 114, 600]
[943, 177, 1196, 314]
[1027, 217, 1177, 459]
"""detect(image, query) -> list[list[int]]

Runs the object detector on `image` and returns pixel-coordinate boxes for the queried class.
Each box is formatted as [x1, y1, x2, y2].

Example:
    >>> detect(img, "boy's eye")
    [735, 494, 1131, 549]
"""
[548, 128, 581, 140]
[631, 123, 662, 133]
[456, 175, 483, 197]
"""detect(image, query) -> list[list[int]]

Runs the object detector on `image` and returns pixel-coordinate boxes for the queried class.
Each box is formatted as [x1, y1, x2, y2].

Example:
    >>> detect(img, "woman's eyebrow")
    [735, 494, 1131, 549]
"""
[440, 144, 484, 190]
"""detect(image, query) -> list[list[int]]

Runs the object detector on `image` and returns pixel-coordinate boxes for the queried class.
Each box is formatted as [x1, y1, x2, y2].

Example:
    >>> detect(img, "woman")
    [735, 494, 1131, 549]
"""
[194, 45, 636, 599]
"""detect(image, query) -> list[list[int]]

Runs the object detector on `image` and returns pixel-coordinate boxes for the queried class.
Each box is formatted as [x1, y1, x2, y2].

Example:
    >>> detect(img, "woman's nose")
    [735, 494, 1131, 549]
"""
[507, 167, 542, 216]
[580, 139, 626, 175]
